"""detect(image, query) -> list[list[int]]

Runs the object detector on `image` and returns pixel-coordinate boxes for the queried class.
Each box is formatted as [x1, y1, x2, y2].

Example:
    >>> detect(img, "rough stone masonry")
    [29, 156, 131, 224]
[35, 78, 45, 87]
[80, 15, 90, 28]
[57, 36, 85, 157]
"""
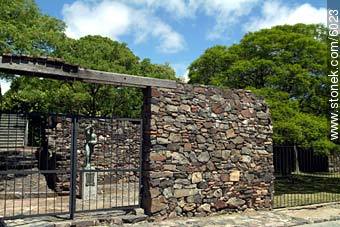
[141, 83, 273, 219]
[45, 117, 141, 193]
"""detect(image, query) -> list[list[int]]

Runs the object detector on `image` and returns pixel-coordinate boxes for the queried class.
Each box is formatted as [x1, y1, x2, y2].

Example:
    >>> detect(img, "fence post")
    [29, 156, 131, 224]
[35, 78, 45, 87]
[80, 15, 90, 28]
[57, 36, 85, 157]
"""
[69, 115, 78, 219]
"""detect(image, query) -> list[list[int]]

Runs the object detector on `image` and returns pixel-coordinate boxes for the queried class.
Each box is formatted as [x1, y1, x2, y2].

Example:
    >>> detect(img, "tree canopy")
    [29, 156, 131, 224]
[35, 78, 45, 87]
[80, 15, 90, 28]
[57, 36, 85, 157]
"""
[1, 1, 336, 153]
[0, 0, 177, 117]
[188, 23, 338, 154]
[0, 0, 65, 55]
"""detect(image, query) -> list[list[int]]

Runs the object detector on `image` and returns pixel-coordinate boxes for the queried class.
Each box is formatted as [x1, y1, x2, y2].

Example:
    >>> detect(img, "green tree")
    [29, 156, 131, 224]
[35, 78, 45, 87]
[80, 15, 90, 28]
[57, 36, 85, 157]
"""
[139, 59, 177, 80]
[188, 45, 239, 85]
[0, 0, 65, 55]
[0, 1, 177, 117]
[188, 23, 338, 154]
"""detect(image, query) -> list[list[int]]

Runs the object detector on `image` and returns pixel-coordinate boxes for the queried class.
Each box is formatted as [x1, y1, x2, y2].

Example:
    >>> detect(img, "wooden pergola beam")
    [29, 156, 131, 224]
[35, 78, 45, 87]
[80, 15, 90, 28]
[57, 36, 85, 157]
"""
[0, 56, 177, 89]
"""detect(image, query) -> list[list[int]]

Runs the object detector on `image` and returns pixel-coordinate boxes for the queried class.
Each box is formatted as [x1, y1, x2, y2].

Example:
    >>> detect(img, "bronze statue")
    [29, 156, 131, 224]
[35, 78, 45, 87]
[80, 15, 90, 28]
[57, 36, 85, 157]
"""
[84, 124, 97, 168]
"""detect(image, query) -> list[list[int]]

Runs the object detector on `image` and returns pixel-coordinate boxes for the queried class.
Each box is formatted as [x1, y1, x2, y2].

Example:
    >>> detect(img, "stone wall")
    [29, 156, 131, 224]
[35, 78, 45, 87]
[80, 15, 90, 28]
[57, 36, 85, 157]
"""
[142, 83, 273, 219]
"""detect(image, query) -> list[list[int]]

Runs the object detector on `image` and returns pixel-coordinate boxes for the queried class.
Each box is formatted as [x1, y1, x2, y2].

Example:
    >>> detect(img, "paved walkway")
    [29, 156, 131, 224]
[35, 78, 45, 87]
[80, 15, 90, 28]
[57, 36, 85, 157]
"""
[124, 204, 340, 227]
[4, 203, 340, 226]
[301, 220, 340, 227]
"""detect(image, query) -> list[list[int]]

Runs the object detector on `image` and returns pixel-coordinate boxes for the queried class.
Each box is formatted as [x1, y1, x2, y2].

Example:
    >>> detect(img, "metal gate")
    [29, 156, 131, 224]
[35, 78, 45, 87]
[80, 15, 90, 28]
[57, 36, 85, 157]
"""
[0, 112, 142, 219]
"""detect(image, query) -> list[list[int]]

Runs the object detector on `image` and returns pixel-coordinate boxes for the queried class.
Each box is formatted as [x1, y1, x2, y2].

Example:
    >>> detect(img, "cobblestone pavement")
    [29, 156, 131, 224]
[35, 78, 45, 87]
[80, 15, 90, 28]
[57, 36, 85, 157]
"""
[123, 211, 307, 227]
[300, 220, 340, 227]
[124, 204, 340, 227]
[4, 203, 340, 226]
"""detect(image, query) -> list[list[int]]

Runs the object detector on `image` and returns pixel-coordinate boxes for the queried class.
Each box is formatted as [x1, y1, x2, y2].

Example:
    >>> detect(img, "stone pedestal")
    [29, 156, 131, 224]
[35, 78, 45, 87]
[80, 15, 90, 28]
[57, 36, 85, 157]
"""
[80, 167, 97, 200]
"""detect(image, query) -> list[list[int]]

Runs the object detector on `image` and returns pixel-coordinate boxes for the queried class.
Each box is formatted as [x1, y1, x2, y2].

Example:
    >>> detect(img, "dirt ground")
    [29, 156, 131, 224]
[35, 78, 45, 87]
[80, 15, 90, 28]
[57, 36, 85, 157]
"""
[0, 182, 139, 218]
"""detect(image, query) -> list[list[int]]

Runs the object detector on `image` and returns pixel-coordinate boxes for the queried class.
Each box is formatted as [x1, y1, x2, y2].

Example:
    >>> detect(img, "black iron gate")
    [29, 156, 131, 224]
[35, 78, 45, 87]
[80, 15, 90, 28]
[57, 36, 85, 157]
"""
[0, 112, 142, 219]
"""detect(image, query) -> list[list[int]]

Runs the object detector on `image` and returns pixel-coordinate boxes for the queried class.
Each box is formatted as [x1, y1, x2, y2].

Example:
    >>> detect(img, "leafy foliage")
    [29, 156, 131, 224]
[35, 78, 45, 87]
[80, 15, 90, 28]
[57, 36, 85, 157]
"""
[0, 0, 177, 117]
[189, 24, 338, 154]
[0, 0, 66, 55]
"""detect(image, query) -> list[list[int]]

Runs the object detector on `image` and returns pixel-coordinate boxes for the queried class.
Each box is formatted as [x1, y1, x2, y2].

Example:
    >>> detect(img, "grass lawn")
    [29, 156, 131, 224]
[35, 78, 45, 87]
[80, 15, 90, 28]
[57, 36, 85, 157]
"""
[274, 172, 340, 208]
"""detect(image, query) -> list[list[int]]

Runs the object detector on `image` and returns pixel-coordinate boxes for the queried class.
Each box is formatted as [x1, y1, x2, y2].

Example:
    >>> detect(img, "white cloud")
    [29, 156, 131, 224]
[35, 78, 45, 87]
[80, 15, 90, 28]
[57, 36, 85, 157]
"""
[62, 0, 185, 53]
[122, 0, 195, 19]
[126, 0, 326, 38]
[132, 10, 185, 53]
[195, 0, 260, 39]
[245, 1, 327, 32]
[122, 0, 261, 39]
[144, 0, 191, 18]
[62, 0, 327, 50]
[63, 1, 131, 40]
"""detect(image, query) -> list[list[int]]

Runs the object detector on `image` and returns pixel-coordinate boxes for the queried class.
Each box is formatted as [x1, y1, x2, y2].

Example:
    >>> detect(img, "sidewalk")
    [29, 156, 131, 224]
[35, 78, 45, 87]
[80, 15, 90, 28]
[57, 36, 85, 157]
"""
[4, 203, 340, 226]
[125, 203, 340, 227]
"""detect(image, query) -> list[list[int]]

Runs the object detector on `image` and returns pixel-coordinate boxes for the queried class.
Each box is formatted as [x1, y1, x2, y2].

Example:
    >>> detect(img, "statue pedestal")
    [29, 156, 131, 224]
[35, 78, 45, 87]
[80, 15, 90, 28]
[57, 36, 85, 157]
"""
[80, 167, 97, 200]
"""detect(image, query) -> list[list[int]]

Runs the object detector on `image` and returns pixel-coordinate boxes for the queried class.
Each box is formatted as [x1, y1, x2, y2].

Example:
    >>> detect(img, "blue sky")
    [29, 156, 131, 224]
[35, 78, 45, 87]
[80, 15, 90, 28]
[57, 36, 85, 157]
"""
[35, 0, 326, 80]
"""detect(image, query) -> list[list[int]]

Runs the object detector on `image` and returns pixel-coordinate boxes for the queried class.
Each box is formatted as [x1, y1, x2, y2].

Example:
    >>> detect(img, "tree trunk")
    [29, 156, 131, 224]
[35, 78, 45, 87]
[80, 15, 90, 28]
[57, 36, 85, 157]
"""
[294, 144, 300, 174]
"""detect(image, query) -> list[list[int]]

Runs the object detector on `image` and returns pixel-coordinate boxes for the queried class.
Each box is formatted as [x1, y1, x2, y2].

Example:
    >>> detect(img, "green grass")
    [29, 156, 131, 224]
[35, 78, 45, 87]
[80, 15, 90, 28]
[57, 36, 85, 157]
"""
[274, 172, 340, 208]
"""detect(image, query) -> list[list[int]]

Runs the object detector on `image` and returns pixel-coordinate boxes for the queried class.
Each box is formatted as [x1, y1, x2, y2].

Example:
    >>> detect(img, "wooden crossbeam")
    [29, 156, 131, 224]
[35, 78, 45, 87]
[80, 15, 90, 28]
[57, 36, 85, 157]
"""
[0, 55, 177, 88]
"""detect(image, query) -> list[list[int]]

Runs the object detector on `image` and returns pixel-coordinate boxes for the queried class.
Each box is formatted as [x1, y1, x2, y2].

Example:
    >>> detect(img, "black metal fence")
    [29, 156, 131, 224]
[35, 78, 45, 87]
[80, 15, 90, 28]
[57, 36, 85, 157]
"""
[0, 112, 142, 219]
[273, 145, 340, 208]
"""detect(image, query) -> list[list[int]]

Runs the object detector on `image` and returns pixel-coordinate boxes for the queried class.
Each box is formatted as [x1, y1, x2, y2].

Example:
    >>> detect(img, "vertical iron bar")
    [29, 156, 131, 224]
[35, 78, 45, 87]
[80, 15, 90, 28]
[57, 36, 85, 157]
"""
[310, 149, 313, 205]
[95, 118, 98, 211]
[10, 114, 16, 216]
[29, 115, 33, 215]
[280, 146, 283, 207]
[102, 171, 105, 209]
[289, 146, 292, 207]
[282, 146, 285, 207]
[276, 146, 279, 208]
[88, 119, 92, 211]
[321, 151, 325, 204]
[37, 115, 42, 215]
[115, 121, 118, 208]
[335, 155, 338, 202]
[69, 115, 78, 219]
[336, 155, 338, 202]
[80, 119, 84, 212]
[307, 149, 309, 205]
[277, 146, 281, 208]
[138, 119, 143, 207]
[109, 118, 113, 208]
[290, 147, 294, 206]
[20, 114, 24, 216]
[330, 154, 333, 202]
[127, 121, 131, 206]
[334, 155, 336, 202]
[316, 150, 318, 203]
[280, 147, 286, 207]
[275, 145, 278, 207]
[13, 113, 20, 216]
[60, 117, 64, 214]
[44, 116, 48, 213]
[4, 113, 8, 217]
[102, 119, 106, 209]
[121, 121, 124, 207]
[53, 120, 56, 214]
[278, 146, 281, 174]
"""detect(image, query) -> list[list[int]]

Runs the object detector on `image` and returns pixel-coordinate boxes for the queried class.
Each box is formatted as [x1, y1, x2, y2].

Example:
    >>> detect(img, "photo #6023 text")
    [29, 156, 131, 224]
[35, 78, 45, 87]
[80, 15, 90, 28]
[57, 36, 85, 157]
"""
[328, 4, 339, 141]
